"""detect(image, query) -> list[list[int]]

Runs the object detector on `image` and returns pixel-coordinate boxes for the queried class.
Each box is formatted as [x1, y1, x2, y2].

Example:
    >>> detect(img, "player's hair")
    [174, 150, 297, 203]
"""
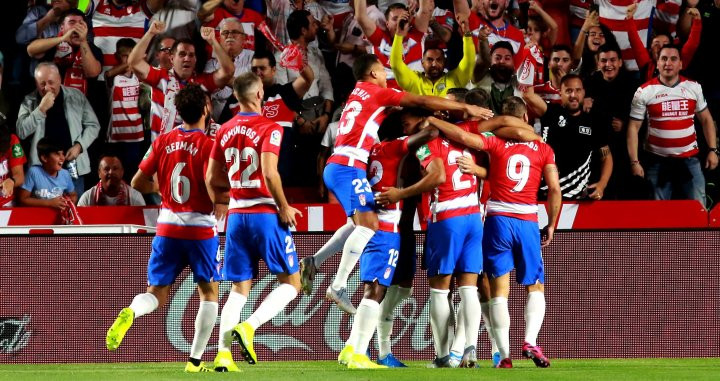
[287, 9, 312, 41]
[352, 54, 381, 80]
[174, 83, 207, 124]
[115, 38, 136, 52]
[218, 17, 243, 31]
[560, 73, 583, 88]
[233, 72, 262, 104]
[171, 38, 195, 54]
[501, 96, 527, 119]
[465, 88, 490, 108]
[551, 44, 572, 56]
[252, 50, 277, 68]
[60, 8, 85, 24]
[658, 43, 681, 58]
[446, 87, 469, 103]
[423, 45, 445, 58]
[37, 137, 63, 160]
[597, 43, 622, 58]
[527, 15, 548, 33]
[385, 3, 408, 18]
[491, 41, 515, 56]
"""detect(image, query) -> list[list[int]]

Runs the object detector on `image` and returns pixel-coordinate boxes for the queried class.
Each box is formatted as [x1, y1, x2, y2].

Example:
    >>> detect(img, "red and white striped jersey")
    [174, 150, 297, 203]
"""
[203, 6, 265, 53]
[368, 138, 409, 233]
[366, 26, 425, 85]
[630, 76, 707, 158]
[108, 73, 143, 142]
[212, 112, 284, 214]
[87, 0, 151, 78]
[516, 45, 545, 87]
[327, 81, 407, 170]
[534, 81, 561, 104]
[569, 0, 592, 28]
[53, 43, 87, 94]
[480, 134, 555, 222]
[416, 137, 479, 222]
[598, 0, 681, 71]
[139, 127, 216, 240]
[468, 13, 525, 61]
[144, 66, 218, 140]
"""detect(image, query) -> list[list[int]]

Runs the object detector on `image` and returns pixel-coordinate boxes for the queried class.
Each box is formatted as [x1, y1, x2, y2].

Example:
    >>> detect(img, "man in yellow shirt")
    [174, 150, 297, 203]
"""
[390, 13, 475, 96]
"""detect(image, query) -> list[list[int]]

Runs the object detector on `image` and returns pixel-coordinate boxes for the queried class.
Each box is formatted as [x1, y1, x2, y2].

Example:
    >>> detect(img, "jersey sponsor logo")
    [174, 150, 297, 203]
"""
[143, 146, 152, 159]
[264, 103, 280, 118]
[416, 144, 431, 160]
[579, 126, 592, 135]
[11, 144, 23, 159]
[270, 130, 282, 146]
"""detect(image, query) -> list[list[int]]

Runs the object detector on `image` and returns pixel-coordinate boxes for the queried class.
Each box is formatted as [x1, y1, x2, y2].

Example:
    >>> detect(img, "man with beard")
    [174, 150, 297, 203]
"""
[524, 74, 613, 201]
[474, 41, 521, 115]
[453, 0, 525, 59]
[77, 154, 145, 206]
[390, 9, 475, 96]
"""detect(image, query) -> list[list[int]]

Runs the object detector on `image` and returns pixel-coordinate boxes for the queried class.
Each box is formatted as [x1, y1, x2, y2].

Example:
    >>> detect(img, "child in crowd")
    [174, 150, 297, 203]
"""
[17, 138, 77, 209]
[517, 1, 559, 88]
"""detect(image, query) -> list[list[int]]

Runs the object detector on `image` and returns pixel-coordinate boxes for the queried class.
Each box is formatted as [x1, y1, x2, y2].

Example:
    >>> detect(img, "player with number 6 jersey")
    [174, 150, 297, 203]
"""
[206, 73, 302, 370]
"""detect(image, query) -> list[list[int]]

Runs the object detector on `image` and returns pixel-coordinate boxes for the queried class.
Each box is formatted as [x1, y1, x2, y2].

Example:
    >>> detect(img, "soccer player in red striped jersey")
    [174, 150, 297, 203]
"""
[300, 53, 493, 315]
[427, 97, 561, 369]
[106, 84, 220, 373]
[206, 73, 302, 371]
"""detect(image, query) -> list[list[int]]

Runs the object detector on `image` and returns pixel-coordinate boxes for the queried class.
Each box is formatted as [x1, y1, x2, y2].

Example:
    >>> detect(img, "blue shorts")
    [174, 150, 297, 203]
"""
[483, 215, 544, 285]
[223, 213, 299, 282]
[360, 231, 401, 287]
[147, 236, 220, 286]
[425, 213, 483, 277]
[391, 227, 417, 285]
[323, 163, 375, 217]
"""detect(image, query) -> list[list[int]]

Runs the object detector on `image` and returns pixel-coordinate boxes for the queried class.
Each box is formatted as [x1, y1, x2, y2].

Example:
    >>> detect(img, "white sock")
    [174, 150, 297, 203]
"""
[450, 301, 465, 355]
[331, 226, 375, 290]
[459, 286, 481, 353]
[481, 301, 499, 354]
[190, 301, 218, 359]
[489, 297, 510, 360]
[377, 286, 412, 358]
[524, 291, 546, 346]
[246, 283, 298, 330]
[218, 291, 247, 351]
[429, 288, 451, 358]
[129, 292, 159, 318]
[314, 218, 354, 266]
[350, 299, 381, 355]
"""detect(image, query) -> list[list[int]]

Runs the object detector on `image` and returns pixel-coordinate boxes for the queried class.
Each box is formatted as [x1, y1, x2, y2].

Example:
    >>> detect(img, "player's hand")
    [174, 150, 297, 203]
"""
[587, 182, 605, 200]
[477, 25, 490, 41]
[48, 196, 68, 210]
[456, 11, 470, 36]
[540, 225, 554, 247]
[583, 98, 593, 113]
[65, 143, 82, 162]
[706, 151, 718, 170]
[582, 10, 600, 31]
[38, 91, 56, 114]
[631, 162, 644, 178]
[611, 117, 624, 132]
[376, 187, 403, 206]
[626, 2, 638, 20]
[148, 20, 166, 36]
[397, 12, 411, 37]
[73, 22, 88, 41]
[686, 7, 701, 20]
[0, 178, 14, 198]
[201, 26, 217, 43]
[465, 105, 494, 120]
[456, 155, 476, 174]
[279, 205, 303, 227]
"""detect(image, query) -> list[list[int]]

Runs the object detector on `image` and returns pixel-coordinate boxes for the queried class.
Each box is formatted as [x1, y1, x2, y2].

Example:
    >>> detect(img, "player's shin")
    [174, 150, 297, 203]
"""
[314, 218, 355, 266]
[352, 298, 381, 355]
[246, 283, 298, 329]
[128, 292, 159, 317]
[489, 297, 511, 360]
[218, 291, 248, 351]
[377, 286, 412, 359]
[524, 291, 546, 346]
[190, 301, 218, 360]
[481, 301, 499, 355]
[459, 286, 481, 354]
[429, 288, 451, 358]
[331, 226, 375, 290]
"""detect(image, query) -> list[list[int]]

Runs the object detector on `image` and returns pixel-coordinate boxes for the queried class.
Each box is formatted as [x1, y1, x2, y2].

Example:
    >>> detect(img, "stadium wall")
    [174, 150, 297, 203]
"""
[1, 230, 718, 363]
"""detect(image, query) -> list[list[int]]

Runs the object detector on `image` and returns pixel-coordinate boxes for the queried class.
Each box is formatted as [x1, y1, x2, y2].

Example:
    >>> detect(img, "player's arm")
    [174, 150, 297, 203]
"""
[414, 0, 432, 34]
[205, 157, 231, 204]
[376, 157, 445, 206]
[457, 156, 488, 179]
[400, 93, 494, 119]
[129, 20, 165, 81]
[587, 145, 612, 200]
[426, 116, 485, 150]
[262, 152, 303, 227]
[198, 0, 223, 23]
[697, 108, 719, 170]
[406, 123, 439, 149]
[522, 85, 547, 116]
[542, 163, 561, 247]
[448, 32, 476, 87]
[292, 62, 315, 98]
[131, 169, 156, 194]
[477, 115, 534, 134]
[26, 34, 67, 58]
[354, 0, 378, 38]
[453, 0, 471, 22]
[626, 118, 644, 177]
[530, 1, 558, 45]
[200, 26, 234, 88]
[492, 126, 542, 142]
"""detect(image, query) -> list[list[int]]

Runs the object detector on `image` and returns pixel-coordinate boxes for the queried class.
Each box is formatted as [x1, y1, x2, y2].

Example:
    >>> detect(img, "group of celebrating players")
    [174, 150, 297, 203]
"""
[103, 51, 561, 372]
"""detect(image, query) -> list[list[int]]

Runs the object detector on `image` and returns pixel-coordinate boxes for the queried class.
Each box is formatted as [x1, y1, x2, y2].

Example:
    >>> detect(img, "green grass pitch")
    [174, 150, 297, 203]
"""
[1, 359, 719, 381]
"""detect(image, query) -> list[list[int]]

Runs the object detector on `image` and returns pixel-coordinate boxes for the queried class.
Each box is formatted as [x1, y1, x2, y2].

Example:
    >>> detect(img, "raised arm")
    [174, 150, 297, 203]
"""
[262, 152, 302, 227]
[391, 18, 423, 93]
[200, 26, 234, 88]
[473, 26, 491, 83]
[573, 10, 599, 61]
[198, 0, 223, 23]
[529, 1, 558, 46]
[292, 61, 315, 98]
[453, 0, 471, 22]
[74, 22, 101, 78]
[522, 85, 548, 116]
[541, 163, 561, 247]
[680, 9, 702, 66]
[448, 26, 476, 87]
[400, 93, 494, 119]
[27, 34, 69, 58]
[678, 0, 699, 38]
[413, 0, 433, 34]
[624, 3, 651, 70]
[354, 0, 378, 38]
[129, 20, 166, 81]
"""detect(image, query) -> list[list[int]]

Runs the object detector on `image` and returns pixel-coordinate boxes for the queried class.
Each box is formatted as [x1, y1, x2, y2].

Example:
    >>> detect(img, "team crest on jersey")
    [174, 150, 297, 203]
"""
[558, 115, 567, 127]
[143, 146, 153, 159]
[11, 144, 23, 158]
[358, 194, 366, 206]
[383, 267, 392, 279]
[416, 145, 431, 160]
[368, 160, 383, 186]
[288, 255, 294, 268]
[270, 130, 282, 146]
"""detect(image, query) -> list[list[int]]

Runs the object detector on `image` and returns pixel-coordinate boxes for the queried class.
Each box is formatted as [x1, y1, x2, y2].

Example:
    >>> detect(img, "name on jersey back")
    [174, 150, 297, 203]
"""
[505, 140, 539, 151]
[350, 87, 371, 100]
[220, 124, 260, 146]
[165, 140, 199, 156]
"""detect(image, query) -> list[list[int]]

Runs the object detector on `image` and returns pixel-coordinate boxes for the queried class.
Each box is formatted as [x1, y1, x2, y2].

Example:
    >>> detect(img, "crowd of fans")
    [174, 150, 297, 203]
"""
[0, 0, 718, 211]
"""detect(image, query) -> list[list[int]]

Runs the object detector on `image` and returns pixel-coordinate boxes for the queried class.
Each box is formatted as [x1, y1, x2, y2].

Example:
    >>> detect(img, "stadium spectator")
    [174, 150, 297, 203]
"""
[684, 0, 720, 126]
[474, 41, 523, 115]
[198, 0, 266, 54]
[17, 62, 101, 195]
[105, 38, 145, 182]
[152, 36, 176, 70]
[251, 50, 314, 185]
[204, 18, 253, 121]
[152, 0, 199, 41]
[627, 44, 718, 207]
[129, 20, 233, 140]
[275, 10, 334, 186]
[572, 10, 618, 79]
[524, 74, 613, 200]
[390, 10, 475, 96]
[16, 0, 77, 76]
[267, 0, 331, 47]
[533, 45, 573, 105]
[77, 154, 145, 206]
[584, 44, 641, 199]
[453, 0, 525, 59]
[418, 0, 455, 46]
[515, 1, 558, 88]
[0, 125, 27, 207]
[26, 8, 103, 95]
[17, 137, 77, 208]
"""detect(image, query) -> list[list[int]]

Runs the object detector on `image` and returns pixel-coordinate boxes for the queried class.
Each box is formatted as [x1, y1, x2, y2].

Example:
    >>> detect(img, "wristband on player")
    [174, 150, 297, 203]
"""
[630, 160, 640, 166]
[709, 147, 720, 155]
